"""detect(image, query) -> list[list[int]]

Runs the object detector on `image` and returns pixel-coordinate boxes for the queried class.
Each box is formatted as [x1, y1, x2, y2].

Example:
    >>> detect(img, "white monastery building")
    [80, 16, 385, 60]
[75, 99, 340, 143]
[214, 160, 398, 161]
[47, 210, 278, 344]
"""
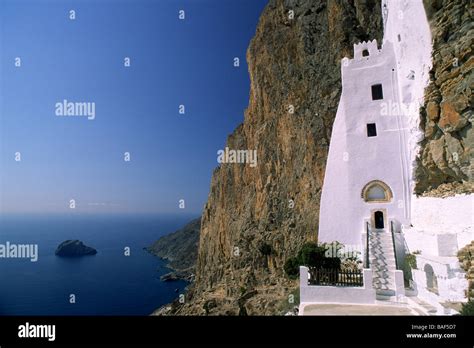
[300, 0, 473, 315]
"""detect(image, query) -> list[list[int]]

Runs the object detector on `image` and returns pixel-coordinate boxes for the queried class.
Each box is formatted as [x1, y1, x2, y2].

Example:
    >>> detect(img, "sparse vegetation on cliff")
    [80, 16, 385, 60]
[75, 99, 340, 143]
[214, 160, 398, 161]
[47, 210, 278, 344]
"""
[458, 241, 474, 300]
[460, 300, 474, 316]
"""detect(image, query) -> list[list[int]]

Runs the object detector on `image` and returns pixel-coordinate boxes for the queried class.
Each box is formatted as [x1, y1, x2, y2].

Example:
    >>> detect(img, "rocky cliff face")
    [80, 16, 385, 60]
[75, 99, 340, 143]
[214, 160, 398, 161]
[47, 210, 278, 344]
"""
[170, 0, 384, 315]
[147, 218, 201, 281]
[415, 0, 473, 194]
[156, 0, 472, 316]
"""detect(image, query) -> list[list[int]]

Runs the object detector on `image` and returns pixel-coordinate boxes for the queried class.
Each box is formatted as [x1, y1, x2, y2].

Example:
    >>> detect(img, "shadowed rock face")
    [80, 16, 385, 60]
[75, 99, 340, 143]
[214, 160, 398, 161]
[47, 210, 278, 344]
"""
[169, 0, 384, 315]
[415, 0, 473, 194]
[147, 217, 201, 281]
[55, 240, 97, 257]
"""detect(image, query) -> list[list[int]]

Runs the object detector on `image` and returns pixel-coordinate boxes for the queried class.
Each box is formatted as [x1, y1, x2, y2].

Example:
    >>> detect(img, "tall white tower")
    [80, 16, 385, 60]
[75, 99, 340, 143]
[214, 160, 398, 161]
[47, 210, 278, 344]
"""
[317, 0, 432, 251]
[318, 38, 410, 247]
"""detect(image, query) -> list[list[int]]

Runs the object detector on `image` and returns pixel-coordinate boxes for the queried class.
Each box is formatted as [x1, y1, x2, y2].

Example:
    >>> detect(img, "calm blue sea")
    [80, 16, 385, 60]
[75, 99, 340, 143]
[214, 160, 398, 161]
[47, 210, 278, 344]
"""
[0, 214, 194, 316]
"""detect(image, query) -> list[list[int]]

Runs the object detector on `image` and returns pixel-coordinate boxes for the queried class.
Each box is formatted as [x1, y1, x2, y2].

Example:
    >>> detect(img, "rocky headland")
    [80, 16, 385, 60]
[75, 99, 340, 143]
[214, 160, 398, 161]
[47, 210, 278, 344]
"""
[146, 218, 200, 282]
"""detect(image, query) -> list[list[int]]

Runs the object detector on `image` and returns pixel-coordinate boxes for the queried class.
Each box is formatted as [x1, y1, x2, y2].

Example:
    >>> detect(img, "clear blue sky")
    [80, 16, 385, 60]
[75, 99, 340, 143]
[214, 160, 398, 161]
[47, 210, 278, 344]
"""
[0, 0, 268, 215]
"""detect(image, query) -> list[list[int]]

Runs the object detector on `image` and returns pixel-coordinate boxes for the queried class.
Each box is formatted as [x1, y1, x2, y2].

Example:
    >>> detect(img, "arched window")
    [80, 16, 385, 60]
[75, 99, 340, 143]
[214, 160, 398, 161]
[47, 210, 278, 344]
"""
[362, 49, 369, 57]
[361, 180, 393, 203]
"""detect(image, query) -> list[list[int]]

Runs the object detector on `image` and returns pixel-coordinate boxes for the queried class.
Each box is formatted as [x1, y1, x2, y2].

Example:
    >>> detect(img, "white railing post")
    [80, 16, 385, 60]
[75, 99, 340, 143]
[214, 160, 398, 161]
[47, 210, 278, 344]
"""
[362, 269, 373, 290]
[300, 266, 309, 289]
[394, 270, 405, 297]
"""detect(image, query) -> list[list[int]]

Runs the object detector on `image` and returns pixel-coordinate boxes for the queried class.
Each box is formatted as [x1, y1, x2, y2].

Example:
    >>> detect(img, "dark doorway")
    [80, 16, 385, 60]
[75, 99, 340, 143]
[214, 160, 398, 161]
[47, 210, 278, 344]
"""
[374, 211, 384, 229]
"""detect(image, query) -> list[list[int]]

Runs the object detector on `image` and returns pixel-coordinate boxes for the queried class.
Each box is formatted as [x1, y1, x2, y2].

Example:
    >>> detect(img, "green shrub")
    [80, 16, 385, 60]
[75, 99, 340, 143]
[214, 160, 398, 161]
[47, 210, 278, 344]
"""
[460, 300, 474, 316]
[403, 253, 418, 285]
[298, 242, 341, 270]
[297, 242, 326, 268]
[283, 242, 343, 279]
[405, 253, 417, 269]
[284, 257, 300, 279]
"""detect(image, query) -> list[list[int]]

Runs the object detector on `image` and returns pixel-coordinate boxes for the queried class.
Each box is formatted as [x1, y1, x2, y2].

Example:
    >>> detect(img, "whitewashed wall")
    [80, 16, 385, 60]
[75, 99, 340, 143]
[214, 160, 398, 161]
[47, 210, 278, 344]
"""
[299, 266, 376, 305]
[319, 40, 407, 245]
[383, 0, 432, 195]
[413, 255, 468, 303]
[318, 0, 433, 247]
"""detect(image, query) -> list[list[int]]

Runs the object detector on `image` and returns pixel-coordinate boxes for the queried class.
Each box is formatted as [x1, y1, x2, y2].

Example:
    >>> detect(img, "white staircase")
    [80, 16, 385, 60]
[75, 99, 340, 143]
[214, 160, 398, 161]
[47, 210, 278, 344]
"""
[369, 228, 397, 301]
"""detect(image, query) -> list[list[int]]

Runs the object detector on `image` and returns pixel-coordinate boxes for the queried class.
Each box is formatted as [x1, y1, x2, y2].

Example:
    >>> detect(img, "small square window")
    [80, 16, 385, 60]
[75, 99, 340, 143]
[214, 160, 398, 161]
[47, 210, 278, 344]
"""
[367, 123, 377, 137]
[371, 84, 383, 100]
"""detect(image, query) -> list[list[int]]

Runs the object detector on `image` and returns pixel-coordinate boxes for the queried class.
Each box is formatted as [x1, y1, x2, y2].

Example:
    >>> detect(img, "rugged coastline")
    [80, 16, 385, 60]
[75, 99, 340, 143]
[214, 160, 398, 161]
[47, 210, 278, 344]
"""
[146, 218, 201, 283]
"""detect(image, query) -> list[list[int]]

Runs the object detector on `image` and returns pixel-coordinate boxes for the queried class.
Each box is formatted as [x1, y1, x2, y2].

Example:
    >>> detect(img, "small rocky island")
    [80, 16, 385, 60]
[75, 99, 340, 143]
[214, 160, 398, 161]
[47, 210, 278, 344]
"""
[55, 240, 97, 257]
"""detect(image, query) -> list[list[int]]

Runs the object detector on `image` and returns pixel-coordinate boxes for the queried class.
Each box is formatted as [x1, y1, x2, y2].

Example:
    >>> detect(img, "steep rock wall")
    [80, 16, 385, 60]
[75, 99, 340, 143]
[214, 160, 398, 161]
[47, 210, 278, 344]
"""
[415, 0, 473, 193]
[181, 0, 384, 315]
[158, 0, 472, 316]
